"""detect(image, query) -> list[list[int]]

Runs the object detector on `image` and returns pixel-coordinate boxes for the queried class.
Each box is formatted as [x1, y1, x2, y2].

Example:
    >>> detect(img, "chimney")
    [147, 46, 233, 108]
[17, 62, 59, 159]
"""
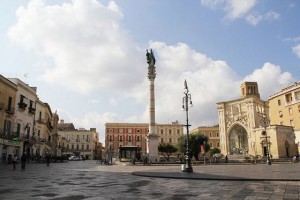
[60, 119, 64, 124]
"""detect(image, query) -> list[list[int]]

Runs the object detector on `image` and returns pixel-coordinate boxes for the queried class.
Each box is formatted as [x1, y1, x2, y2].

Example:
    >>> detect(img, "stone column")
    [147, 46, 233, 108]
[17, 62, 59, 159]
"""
[146, 49, 159, 163]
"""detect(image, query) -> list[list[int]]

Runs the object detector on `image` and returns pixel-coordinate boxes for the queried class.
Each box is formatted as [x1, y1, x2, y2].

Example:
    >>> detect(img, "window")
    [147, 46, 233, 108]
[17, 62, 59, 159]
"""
[71, 144, 74, 150]
[169, 138, 172, 143]
[120, 136, 123, 141]
[290, 120, 294, 127]
[161, 138, 164, 143]
[279, 111, 283, 117]
[210, 143, 213, 147]
[217, 143, 220, 147]
[289, 108, 293, 115]
[7, 96, 12, 110]
[161, 129, 163, 134]
[67, 144, 69, 150]
[169, 129, 172, 134]
[109, 129, 113, 133]
[87, 145, 89, 150]
[277, 99, 281, 106]
[39, 111, 42, 121]
[209, 132, 212, 137]
[129, 136, 131, 142]
[77, 144, 79, 150]
[217, 132, 219, 137]
[137, 136, 140, 142]
[3, 119, 11, 135]
[16, 123, 21, 137]
[109, 135, 112, 141]
[137, 129, 140, 133]
[82, 144, 84, 149]
[82, 135, 85, 139]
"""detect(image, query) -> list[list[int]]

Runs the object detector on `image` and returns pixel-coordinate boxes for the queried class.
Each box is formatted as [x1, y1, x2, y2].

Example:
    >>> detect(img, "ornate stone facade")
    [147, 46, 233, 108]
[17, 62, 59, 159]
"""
[217, 82, 297, 159]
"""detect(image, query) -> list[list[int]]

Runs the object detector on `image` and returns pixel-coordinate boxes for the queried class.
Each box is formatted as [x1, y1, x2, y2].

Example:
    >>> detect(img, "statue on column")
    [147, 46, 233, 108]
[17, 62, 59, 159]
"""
[146, 49, 156, 79]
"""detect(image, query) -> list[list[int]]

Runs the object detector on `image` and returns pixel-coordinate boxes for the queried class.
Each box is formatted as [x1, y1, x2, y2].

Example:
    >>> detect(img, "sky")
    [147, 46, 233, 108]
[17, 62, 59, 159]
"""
[1, 0, 300, 144]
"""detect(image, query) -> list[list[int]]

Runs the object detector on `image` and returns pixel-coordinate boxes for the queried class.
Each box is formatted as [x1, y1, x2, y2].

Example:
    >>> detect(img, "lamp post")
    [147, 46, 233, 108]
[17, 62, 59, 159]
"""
[259, 113, 271, 165]
[182, 79, 193, 173]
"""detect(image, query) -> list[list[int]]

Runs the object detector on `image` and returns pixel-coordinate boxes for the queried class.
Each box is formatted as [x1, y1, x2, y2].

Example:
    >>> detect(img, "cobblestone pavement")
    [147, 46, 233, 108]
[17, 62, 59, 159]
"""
[0, 161, 300, 200]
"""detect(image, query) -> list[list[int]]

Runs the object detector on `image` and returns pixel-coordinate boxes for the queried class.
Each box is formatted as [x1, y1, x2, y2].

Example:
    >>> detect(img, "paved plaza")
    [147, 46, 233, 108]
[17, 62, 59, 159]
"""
[0, 161, 300, 200]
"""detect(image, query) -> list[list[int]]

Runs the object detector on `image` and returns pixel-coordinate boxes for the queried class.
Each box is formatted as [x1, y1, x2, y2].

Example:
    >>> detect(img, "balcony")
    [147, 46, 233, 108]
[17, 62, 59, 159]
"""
[36, 118, 44, 124]
[5, 106, 15, 115]
[46, 120, 53, 131]
[18, 102, 27, 110]
[28, 107, 36, 114]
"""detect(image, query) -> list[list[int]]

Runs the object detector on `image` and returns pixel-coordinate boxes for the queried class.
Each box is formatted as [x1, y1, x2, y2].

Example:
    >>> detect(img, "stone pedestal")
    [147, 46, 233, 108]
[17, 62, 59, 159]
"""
[146, 133, 159, 163]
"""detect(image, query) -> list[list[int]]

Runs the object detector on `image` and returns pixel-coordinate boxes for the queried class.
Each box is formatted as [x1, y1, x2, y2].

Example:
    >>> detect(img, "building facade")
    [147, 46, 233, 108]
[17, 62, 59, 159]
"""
[57, 120, 100, 160]
[105, 121, 184, 158]
[217, 82, 297, 159]
[268, 82, 300, 143]
[190, 125, 220, 149]
[0, 76, 59, 162]
[0, 75, 19, 162]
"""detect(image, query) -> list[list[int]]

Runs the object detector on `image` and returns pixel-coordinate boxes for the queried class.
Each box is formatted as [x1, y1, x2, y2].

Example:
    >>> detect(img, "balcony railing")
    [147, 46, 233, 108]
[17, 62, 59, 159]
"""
[5, 106, 15, 115]
[28, 107, 36, 114]
[36, 118, 45, 124]
[18, 102, 27, 110]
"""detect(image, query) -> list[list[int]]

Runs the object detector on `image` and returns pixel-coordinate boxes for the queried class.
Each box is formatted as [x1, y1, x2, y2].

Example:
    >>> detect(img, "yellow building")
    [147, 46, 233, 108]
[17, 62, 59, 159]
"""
[0, 75, 19, 161]
[268, 81, 300, 143]
[57, 120, 100, 160]
[34, 100, 59, 158]
[190, 125, 220, 149]
[105, 121, 184, 158]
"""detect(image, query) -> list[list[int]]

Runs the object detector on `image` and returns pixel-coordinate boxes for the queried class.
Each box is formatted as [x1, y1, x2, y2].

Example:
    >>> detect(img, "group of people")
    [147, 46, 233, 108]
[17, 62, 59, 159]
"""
[8, 153, 52, 171]
[11, 154, 27, 171]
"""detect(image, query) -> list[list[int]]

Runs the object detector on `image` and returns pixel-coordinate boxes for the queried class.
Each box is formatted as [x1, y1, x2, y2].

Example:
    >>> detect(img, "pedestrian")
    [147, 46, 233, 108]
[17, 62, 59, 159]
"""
[12, 155, 18, 170]
[225, 155, 228, 163]
[21, 154, 26, 171]
[46, 153, 51, 166]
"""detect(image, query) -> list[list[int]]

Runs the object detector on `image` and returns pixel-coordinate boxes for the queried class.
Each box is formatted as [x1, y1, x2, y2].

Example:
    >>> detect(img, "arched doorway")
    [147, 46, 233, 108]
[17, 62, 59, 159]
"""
[229, 124, 249, 155]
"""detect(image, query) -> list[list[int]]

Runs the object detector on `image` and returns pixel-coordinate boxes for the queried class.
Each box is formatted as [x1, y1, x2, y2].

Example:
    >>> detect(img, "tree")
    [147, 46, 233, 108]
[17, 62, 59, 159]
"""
[158, 143, 178, 161]
[178, 132, 210, 160]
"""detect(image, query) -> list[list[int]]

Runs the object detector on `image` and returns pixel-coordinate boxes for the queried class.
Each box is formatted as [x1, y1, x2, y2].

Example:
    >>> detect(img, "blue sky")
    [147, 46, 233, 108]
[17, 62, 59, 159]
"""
[1, 0, 299, 144]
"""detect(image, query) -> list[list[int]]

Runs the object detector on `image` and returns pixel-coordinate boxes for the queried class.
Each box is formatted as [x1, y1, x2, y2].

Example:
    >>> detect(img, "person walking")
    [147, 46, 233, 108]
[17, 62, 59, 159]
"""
[46, 153, 51, 167]
[225, 155, 228, 164]
[21, 154, 26, 171]
[12, 155, 18, 170]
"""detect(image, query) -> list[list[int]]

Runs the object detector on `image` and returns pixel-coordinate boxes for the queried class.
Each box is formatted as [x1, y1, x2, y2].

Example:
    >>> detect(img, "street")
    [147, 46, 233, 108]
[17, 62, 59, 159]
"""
[0, 161, 299, 200]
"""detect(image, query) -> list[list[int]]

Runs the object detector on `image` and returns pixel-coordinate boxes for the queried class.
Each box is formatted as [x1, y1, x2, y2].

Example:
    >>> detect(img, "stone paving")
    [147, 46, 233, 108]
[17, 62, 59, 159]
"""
[0, 161, 300, 200]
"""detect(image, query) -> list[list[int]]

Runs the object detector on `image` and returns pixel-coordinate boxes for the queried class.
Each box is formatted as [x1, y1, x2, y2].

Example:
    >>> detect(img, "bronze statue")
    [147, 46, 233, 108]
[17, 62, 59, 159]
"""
[146, 49, 156, 79]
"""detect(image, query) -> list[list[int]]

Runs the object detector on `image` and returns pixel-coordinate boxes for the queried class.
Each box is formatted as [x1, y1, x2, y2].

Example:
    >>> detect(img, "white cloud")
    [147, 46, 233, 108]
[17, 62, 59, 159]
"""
[200, 0, 226, 9]
[246, 11, 280, 26]
[225, 0, 257, 19]
[201, 0, 279, 25]
[292, 44, 300, 59]
[243, 62, 294, 99]
[8, 0, 144, 94]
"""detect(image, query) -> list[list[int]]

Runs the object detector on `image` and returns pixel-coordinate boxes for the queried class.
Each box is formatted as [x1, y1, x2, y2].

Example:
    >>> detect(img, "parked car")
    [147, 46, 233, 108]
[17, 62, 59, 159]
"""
[68, 156, 82, 161]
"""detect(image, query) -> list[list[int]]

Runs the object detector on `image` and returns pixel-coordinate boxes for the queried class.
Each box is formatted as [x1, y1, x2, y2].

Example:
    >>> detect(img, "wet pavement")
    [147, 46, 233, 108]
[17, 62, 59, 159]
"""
[0, 161, 300, 200]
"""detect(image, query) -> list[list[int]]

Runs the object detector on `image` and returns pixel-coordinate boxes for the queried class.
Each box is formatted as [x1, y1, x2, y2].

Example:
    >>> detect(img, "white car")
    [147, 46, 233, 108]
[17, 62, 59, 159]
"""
[68, 156, 82, 161]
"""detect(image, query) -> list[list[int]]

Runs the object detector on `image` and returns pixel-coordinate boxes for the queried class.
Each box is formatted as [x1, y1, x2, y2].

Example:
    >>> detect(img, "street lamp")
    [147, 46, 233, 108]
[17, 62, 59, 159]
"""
[182, 79, 193, 173]
[259, 112, 271, 165]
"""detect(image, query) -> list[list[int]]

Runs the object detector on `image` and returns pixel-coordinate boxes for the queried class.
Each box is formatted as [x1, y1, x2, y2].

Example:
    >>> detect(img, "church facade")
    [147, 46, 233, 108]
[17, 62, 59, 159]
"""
[217, 82, 297, 159]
